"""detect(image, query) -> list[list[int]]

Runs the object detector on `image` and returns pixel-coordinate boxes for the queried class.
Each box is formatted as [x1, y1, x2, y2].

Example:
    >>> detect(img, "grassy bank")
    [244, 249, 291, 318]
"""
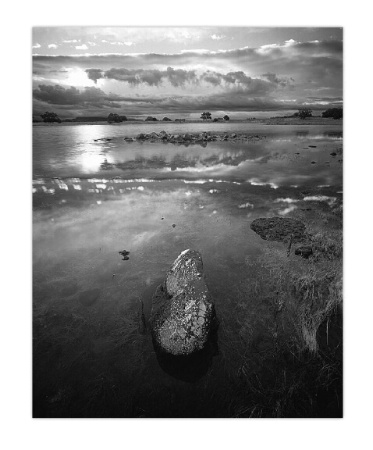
[220, 202, 343, 417]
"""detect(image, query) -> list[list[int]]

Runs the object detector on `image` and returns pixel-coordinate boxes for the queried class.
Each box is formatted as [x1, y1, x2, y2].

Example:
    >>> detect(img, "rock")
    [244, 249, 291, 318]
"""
[150, 249, 215, 356]
[231, 133, 237, 138]
[330, 152, 337, 156]
[136, 133, 146, 140]
[119, 249, 130, 260]
[295, 246, 313, 259]
[172, 223, 176, 228]
[250, 217, 307, 243]
[311, 161, 316, 164]
[309, 145, 317, 148]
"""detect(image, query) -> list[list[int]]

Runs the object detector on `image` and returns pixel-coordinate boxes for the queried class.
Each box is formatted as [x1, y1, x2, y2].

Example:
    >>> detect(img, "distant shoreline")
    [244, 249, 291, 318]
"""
[33, 117, 343, 126]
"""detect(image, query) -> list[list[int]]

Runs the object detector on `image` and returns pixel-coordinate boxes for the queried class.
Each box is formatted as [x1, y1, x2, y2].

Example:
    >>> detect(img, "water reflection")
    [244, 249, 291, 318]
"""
[33, 124, 343, 181]
[33, 123, 343, 415]
[154, 331, 219, 382]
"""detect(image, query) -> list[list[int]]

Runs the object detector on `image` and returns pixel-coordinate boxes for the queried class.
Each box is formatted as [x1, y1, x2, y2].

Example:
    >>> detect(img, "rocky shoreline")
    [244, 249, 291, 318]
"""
[123, 130, 266, 145]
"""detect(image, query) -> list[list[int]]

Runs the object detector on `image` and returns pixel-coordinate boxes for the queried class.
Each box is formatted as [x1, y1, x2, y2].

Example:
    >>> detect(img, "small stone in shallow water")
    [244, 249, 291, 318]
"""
[119, 250, 130, 260]
[172, 224, 176, 228]
[295, 246, 313, 259]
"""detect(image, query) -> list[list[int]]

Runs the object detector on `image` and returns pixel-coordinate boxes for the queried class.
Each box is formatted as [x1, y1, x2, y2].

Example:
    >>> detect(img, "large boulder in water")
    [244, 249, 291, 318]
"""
[150, 249, 215, 356]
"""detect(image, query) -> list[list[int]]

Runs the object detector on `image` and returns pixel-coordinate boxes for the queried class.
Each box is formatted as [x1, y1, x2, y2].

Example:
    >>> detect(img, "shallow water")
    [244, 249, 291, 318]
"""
[33, 122, 343, 417]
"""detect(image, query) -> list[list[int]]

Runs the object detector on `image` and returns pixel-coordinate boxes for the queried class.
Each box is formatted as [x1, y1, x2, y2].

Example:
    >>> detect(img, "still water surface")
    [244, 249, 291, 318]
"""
[33, 123, 342, 417]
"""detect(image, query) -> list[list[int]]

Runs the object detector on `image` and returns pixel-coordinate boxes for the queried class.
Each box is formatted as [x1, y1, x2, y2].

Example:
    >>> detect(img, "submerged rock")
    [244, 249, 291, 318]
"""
[150, 249, 215, 356]
[250, 217, 307, 243]
[295, 246, 313, 259]
[119, 249, 130, 260]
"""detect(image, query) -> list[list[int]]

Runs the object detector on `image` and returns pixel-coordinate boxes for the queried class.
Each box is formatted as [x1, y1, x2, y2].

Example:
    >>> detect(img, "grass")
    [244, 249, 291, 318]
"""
[223, 203, 343, 417]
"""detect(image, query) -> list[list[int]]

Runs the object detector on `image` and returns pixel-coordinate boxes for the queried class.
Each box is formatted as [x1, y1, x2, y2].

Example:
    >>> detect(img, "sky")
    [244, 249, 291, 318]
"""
[32, 27, 343, 119]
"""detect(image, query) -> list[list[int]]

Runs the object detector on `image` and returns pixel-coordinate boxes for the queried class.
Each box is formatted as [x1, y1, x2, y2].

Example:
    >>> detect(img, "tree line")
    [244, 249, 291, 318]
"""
[36, 108, 342, 123]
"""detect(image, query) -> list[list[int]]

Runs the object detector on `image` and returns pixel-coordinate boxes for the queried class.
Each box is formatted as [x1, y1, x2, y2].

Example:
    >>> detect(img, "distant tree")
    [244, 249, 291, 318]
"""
[298, 109, 312, 120]
[162, 117, 172, 121]
[200, 112, 212, 120]
[107, 113, 123, 123]
[223, 115, 230, 121]
[145, 116, 158, 121]
[40, 111, 61, 123]
[322, 108, 343, 120]
[213, 118, 218, 122]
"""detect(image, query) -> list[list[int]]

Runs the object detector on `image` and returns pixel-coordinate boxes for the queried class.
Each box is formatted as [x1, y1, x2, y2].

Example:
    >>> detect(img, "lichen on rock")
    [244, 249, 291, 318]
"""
[150, 249, 215, 356]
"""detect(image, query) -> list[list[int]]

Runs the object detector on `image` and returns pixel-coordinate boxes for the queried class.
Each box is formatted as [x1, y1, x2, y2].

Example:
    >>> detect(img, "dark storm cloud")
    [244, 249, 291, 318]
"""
[85, 68, 103, 83]
[32, 82, 288, 113]
[33, 84, 122, 108]
[200, 70, 294, 93]
[85, 66, 292, 95]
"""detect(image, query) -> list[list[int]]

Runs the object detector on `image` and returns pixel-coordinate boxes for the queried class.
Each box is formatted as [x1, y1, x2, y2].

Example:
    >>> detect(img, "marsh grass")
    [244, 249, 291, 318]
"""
[224, 204, 343, 417]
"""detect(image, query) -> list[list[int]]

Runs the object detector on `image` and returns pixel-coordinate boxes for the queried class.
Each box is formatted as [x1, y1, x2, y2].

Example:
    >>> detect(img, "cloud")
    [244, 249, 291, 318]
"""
[261, 72, 294, 87]
[33, 39, 342, 94]
[48, 44, 58, 49]
[33, 84, 122, 109]
[33, 43, 41, 49]
[211, 34, 225, 40]
[85, 66, 290, 95]
[109, 41, 134, 46]
[85, 68, 103, 84]
[86, 66, 198, 87]
[32, 37, 343, 116]
[75, 44, 88, 50]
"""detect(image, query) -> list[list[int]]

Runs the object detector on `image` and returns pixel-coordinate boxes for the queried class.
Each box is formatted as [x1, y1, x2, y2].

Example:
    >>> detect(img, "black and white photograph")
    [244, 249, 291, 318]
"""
[31, 25, 344, 419]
